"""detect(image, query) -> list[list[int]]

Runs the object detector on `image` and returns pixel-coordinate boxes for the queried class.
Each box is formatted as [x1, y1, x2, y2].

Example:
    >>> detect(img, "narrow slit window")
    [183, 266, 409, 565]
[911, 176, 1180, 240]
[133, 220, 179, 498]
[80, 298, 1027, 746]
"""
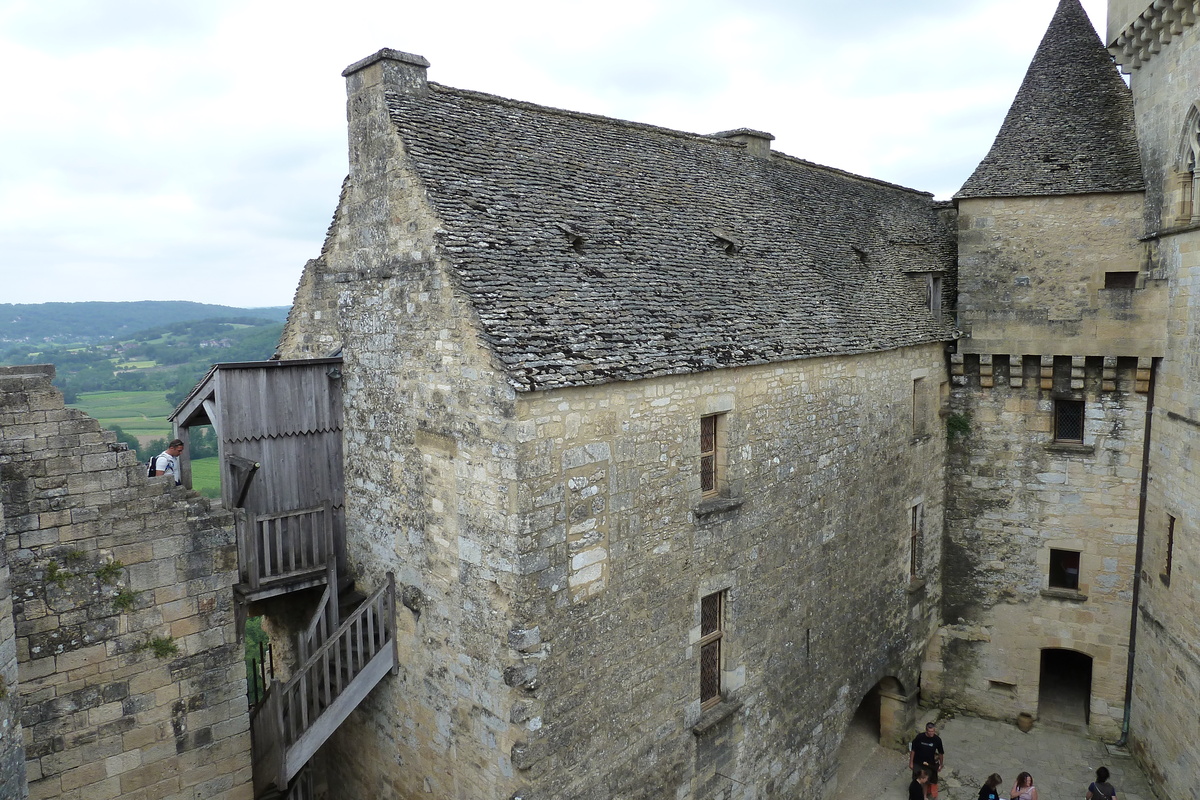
[1163, 514, 1176, 584]
[1054, 399, 1085, 443]
[699, 591, 725, 708]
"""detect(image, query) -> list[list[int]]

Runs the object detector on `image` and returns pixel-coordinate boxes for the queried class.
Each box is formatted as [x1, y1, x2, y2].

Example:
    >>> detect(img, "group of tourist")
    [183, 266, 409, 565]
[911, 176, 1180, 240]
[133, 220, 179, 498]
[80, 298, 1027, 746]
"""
[905, 722, 1120, 800]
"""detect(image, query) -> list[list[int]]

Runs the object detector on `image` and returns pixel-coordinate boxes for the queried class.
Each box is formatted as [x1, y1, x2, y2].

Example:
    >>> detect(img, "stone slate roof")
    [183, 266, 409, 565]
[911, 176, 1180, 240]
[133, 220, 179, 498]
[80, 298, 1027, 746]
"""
[957, 0, 1144, 199]
[385, 86, 956, 391]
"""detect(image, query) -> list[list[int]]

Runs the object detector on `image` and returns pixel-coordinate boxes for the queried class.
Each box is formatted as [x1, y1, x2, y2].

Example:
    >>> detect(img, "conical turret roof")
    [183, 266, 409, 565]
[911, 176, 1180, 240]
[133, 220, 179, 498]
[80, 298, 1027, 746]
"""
[956, 0, 1143, 199]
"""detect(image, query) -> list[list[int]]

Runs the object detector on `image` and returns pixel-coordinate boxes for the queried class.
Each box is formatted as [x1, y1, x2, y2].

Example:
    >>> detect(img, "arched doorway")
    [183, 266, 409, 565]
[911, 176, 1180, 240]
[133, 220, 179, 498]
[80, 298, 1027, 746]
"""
[832, 678, 912, 799]
[1038, 648, 1092, 730]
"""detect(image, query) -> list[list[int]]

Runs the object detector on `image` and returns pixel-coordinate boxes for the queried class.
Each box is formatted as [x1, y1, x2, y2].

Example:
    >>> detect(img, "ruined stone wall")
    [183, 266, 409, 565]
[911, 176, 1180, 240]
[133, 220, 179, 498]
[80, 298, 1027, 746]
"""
[928, 355, 1146, 739]
[0, 495, 27, 798]
[0, 366, 251, 800]
[506, 344, 946, 800]
[1122, 16, 1200, 794]
[956, 193, 1163, 359]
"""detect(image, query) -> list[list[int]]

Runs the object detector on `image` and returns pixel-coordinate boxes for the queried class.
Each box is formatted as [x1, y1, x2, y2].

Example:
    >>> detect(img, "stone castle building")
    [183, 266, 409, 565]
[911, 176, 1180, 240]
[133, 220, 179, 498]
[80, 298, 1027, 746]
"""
[2, 0, 1198, 798]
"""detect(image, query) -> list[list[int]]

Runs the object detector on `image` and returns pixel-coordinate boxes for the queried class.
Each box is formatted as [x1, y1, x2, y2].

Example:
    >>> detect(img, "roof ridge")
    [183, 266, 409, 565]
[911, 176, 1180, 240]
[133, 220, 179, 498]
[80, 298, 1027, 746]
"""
[422, 84, 934, 198]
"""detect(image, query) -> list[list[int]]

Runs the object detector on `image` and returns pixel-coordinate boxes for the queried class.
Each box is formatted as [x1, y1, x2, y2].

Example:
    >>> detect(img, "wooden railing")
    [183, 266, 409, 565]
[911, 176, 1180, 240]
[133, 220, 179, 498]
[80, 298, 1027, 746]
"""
[238, 504, 334, 591]
[251, 573, 397, 795]
[297, 581, 338, 664]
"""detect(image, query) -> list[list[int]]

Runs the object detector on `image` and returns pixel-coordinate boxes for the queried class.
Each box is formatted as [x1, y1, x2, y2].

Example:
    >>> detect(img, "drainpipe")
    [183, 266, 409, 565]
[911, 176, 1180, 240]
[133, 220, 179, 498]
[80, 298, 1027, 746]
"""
[1118, 357, 1156, 747]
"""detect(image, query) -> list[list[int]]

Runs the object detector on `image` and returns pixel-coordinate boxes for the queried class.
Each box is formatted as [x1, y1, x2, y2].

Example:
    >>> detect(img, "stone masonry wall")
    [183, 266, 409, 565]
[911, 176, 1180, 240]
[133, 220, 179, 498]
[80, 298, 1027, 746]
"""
[956, 193, 1164, 360]
[1123, 14, 1200, 795]
[929, 355, 1146, 739]
[0, 494, 27, 797]
[0, 366, 251, 800]
[507, 344, 947, 800]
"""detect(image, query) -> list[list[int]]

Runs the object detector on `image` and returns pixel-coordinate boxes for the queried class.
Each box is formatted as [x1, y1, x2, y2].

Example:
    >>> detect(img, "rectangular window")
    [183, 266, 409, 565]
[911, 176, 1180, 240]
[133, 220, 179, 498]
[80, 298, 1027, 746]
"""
[1054, 399, 1085, 443]
[700, 414, 720, 496]
[1048, 549, 1081, 590]
[1104, 271, 1139, 289]
[927, 274, 943, 320]
[1163, 514, 1176, 585]
[913, 378, 929, 436]
[699, 591, 725, 708]
[910, 503, 923, 577]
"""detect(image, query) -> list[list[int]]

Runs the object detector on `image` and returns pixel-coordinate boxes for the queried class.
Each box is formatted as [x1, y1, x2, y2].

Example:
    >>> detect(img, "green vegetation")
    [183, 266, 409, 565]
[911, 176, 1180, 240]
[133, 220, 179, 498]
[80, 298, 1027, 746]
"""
[0, 300, 288, 343]
[112, 588, 140, 613]
[71, 391, 175, 445]
[946, 412, 972, 440]
[95, 560, 125, 584]
[191, 457, 221, 499]
[137, 635, 180, 659]
[245, 617, 270, 704]
[44, 560, 70, 589]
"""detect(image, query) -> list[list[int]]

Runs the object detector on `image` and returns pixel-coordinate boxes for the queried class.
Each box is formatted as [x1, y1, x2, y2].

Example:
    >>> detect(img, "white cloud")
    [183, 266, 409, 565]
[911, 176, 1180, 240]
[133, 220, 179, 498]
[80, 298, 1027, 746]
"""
[0, 0, 1113, 306]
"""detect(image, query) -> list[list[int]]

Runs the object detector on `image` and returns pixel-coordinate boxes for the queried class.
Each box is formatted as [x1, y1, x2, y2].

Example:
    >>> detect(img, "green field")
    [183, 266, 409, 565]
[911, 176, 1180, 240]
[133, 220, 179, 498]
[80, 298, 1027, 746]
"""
[190, 457, 221, 499]
[70, 390, 174, 443]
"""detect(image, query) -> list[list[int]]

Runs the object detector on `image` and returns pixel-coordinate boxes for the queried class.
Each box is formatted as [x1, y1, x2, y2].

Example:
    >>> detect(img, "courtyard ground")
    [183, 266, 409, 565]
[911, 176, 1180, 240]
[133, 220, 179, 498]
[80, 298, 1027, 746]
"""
[833, 712, 1158, 800]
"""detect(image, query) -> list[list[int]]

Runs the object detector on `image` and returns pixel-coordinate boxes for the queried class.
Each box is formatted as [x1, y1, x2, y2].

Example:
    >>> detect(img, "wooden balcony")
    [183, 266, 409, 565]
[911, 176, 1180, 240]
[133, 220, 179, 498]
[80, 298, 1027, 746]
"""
[236, 504, 336, 603]
[251, 573, 397, 797]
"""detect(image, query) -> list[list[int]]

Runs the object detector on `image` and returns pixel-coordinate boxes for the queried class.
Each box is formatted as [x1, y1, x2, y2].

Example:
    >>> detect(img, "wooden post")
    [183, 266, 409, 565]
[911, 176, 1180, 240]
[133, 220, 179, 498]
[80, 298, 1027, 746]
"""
[246, 510, 261, 590]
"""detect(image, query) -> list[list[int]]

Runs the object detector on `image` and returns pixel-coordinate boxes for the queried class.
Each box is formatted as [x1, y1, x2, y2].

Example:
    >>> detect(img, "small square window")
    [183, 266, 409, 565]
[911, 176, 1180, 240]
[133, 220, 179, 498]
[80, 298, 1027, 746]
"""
[699, 591, 725, 708]
[1104, 271, 1139, 289]
[1049, 549, 1081, 590]
[1054, 399, 1085, 443]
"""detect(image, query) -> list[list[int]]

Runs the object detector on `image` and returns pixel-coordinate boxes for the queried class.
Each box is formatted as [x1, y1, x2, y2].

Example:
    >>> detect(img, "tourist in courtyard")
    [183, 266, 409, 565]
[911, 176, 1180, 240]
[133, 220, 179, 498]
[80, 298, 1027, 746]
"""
[908, 722, 945, 798]
[1086, 766, 1118, 799]
[1011, 771, 1038, 800]
[909, 768, 930, 800]
[977, 773, 1003, 800]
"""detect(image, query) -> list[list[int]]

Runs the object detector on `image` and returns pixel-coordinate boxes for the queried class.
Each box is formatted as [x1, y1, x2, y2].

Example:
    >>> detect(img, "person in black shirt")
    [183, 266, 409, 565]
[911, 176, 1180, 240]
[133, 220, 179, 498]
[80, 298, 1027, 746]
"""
[978, 773, 1003, 800]
[909, 768, 931, 800]
[908, 722, 945, 798]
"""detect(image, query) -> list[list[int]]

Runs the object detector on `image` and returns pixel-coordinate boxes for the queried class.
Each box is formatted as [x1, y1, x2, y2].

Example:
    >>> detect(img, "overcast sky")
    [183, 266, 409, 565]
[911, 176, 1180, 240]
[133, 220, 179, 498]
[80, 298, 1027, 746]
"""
[0, 0, 1110, 308]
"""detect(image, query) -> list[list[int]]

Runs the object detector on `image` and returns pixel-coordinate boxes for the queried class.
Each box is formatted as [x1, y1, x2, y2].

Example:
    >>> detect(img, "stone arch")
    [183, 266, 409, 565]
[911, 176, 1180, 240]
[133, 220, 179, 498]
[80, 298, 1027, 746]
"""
[830, 677, 918, 799]
[1171, 102, 1200, 225]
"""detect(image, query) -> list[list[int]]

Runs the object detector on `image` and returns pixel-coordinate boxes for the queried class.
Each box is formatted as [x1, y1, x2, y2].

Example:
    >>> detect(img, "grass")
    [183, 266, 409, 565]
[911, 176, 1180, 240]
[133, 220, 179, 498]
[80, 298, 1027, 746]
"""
[191, 457, 221, 499]
[70, 390, 174, 442]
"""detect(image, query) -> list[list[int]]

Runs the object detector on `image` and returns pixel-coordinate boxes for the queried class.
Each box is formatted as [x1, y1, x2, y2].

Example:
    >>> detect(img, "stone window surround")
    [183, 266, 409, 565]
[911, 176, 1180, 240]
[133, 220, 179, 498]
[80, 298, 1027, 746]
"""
[690, 574, 745, 735]
[1052, 397, 1086, 444]
[694, 394, 741, 517]
[1160, 512, 1177, 586]
[1039, 541, 1089, 601]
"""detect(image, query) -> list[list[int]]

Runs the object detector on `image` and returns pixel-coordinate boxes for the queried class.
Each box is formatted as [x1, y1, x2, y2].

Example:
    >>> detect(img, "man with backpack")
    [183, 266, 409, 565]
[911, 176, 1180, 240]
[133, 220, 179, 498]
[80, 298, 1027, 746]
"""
[148, 439, 185, 485]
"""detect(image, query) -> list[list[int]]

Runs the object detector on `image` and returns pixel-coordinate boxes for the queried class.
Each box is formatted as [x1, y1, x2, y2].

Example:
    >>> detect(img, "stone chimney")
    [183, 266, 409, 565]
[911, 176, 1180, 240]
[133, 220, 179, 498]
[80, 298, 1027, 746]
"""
[340, 48, 429, 182]
[342, 48, 430, 98]
[712, 128, 775, 159]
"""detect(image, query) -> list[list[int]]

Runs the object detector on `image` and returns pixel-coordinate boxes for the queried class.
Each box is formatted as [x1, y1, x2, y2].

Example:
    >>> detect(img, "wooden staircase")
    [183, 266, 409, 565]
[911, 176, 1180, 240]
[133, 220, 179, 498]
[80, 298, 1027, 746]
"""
[238, 505, 397, 799]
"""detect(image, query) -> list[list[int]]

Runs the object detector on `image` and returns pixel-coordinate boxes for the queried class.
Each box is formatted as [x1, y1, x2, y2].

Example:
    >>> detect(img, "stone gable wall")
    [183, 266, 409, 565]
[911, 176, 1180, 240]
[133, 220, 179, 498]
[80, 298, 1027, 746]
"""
[0, 366, 251, 800]
[506, 345, 946, 799]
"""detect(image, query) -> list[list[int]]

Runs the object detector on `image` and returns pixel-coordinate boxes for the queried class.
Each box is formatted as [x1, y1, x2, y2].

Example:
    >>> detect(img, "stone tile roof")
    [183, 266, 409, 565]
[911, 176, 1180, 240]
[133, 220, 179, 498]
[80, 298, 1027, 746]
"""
[385, 86, 956, 391]
[957, 0, 1144, 199]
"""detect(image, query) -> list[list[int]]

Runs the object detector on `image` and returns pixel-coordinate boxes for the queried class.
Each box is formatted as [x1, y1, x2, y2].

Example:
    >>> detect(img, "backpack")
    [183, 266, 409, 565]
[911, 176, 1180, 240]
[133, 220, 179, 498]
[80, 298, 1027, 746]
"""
[146, 455, 159, 478]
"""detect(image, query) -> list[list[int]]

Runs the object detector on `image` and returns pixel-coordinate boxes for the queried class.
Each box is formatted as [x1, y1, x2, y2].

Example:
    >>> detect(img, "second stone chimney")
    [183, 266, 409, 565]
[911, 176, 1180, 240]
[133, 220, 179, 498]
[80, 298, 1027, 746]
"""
[712, 128, 775, 159]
